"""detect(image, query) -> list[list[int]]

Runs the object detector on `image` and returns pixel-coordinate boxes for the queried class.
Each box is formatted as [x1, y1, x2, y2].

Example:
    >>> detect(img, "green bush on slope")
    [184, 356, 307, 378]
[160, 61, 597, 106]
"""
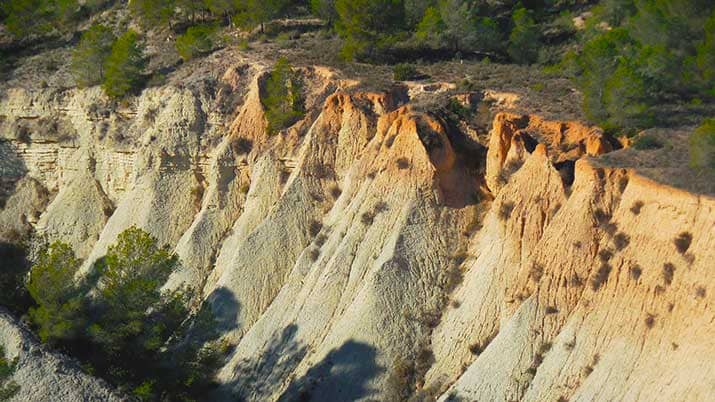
[261, 57, 305, 134]
[23, 227, 224, 402]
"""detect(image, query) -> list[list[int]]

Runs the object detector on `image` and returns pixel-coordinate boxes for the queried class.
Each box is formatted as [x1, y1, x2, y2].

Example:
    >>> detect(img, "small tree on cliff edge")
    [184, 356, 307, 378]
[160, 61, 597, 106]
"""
[26, 241, 86, 344]
[71, 24, 117, 87]
[261, 57, 305, 135]
[102, 30, 147, 98]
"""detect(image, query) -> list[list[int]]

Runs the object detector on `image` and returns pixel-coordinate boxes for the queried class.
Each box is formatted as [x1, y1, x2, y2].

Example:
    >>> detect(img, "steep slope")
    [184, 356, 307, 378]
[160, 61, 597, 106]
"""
[1, 48, 714, 402]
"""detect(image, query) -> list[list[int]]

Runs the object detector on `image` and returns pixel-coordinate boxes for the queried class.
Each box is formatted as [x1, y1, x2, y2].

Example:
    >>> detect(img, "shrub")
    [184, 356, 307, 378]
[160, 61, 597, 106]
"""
[71, 24, 116, 87]
[231, 137, 253, 155]
[360, 211, 375, 225]
[689, 119, 715, 169]
[508, 8, 540, 65]
[529, 263, 544, 282]
[396, 158, 410, 169]
[392, 63, 418, 81]
[468, 342, 483, 355]
[499, 201, 515, 221]
[102, 30, 147, 98]
[662, 263, 675, 286]
[0, 346, 20, 400]
[261, 57, 305, 135]
[630, 200, 644, 215]
[309, 220, 322, 237]
[695, 286, 706, 299]
[329, 186, 342, 200]
[590, 263, 612, 291]
[613, 232, 630, 250]
[629, 264, 642, 280]
[176, 25, 215, 61]
[644, 313, 655, 329]
[673, 232, 692, 254]
[27, 241, 86, 344]
[631, 134, 663, 150]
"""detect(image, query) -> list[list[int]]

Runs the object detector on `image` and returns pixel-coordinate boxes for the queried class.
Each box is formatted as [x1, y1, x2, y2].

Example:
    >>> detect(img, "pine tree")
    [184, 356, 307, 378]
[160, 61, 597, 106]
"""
[261, 57, 305, 134]
[71, 24, 116, 87]
[26, 241, 86, 344]
[129, 0, 175, 27]
[102, 30, 147, 98]
[335, 0, 405, 60]
[508, 7, 540, 64]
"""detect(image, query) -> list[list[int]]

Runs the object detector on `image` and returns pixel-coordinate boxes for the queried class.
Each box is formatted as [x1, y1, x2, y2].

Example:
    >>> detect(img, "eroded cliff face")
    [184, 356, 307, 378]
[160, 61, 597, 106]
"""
[1, 50, 713, 402]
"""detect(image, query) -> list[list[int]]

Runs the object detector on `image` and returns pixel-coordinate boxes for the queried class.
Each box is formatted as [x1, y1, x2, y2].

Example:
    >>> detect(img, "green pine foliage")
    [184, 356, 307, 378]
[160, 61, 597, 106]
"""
[235, 0, 291, 33]
[21, 227, 224, 402]
[335, 0, 406, 61]
[393, 63, 419, 80]
[311, 0, 338, 24]
[102, 30, 147, 98]
[71, 24, 116, 87]
[0, 347, 20, 401]
[0, 0, 78, 37]
[261, 57, 305, 134]
[26, 241, 86, 344]
[508, 7, 540, 64]
[689, 119, 715, 169]
[176, 25, 216, 61]
[573, 0, 715, 130]
[129, 0, 174, 28]
[88, 227, 180, 354]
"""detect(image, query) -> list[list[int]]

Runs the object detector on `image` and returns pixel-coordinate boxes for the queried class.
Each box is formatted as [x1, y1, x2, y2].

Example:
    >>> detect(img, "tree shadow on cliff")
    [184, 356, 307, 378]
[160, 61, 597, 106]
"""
[227, 324, 309, 400]
[0, 241, 32, 314]
[205, 286, 241, 336]
[0, 140, 28, 211]
[278, 339, 384, 402]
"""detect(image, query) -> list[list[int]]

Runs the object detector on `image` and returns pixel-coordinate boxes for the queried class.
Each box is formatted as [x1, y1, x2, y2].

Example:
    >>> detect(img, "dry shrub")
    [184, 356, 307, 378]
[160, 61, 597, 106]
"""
[673, 232, 692, 254]
[309, 248, 320, 261]
[590, 263, 612, 291]
[529, 263, 544, 282]
[629, 265, 642, 280]
[315, 234, 328, 247]
[361, 211, 375, 225]
[695, 286, 707, 299]
[231, 137, 253, 154]
[329, 185, 342, 200]
[396, 158, 410, 169]
[662, 263, 675, 286]
[374, 201, 389, 213]
[499, 201, 515, 221]
[309, 220, 322, 237]
[598, 249, 613, 262]
[613, 232, 630, 250]
[630, 200, 644, 215]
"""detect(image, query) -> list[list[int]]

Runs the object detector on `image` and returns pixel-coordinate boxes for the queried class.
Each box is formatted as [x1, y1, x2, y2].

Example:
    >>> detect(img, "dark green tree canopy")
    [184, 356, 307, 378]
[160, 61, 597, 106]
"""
[261, 57, 305, 134]
[102, 30, 147, 98]
[71, 24, 117, 87]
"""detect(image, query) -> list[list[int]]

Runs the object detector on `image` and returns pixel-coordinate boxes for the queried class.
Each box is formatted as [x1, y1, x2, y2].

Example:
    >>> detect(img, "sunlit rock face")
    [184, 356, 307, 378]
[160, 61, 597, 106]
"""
[1, 47, 713, 402]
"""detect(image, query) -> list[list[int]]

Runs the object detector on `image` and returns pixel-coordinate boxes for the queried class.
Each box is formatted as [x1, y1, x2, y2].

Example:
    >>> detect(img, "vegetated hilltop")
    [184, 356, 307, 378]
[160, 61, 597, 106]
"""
[1, 1, 715, 401]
